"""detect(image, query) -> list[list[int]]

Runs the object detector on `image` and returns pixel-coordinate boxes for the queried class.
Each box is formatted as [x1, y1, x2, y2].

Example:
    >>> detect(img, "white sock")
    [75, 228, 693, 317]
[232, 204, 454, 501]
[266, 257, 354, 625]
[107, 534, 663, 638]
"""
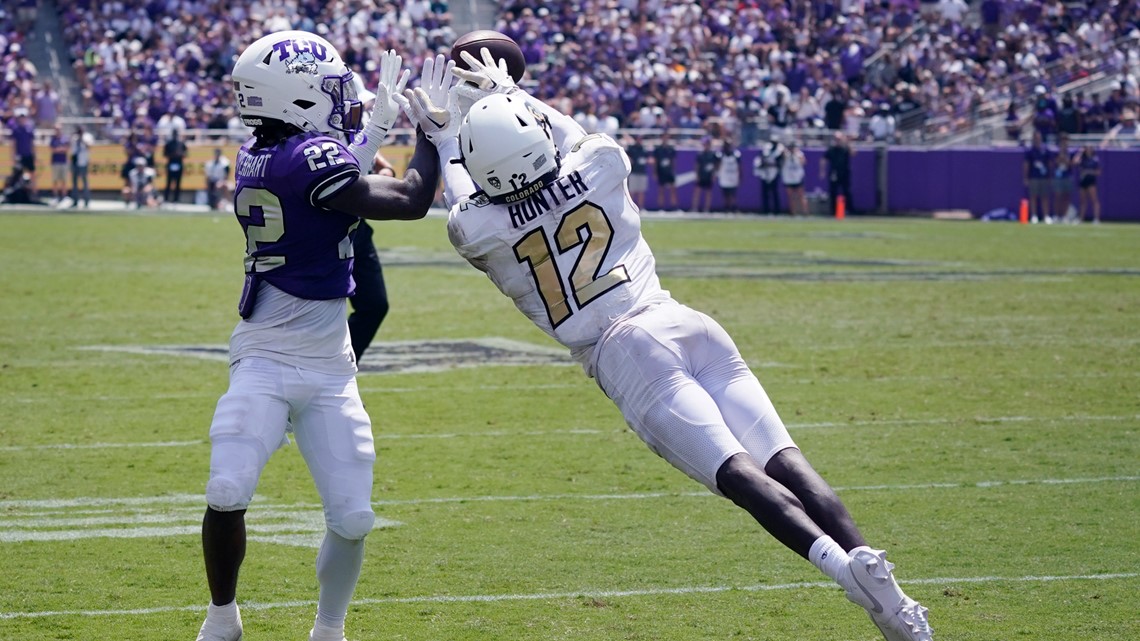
[808, 535, 850, 583]
[207, 600, 239, 620]
[314, 529, 365, 629]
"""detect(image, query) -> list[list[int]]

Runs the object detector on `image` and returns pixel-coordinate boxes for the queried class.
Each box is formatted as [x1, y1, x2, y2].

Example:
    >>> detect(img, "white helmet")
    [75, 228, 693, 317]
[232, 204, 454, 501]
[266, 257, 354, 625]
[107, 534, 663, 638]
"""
[231, 30, 363, 141]
[459, 94, 559, 204]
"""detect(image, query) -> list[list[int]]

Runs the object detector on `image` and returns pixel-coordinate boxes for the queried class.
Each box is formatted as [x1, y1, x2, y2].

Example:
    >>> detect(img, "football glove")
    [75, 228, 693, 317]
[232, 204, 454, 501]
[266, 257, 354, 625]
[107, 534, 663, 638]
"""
[396, 54, 459, 145]
[450, 48, 520, 114]
[348, 49, 409, 167]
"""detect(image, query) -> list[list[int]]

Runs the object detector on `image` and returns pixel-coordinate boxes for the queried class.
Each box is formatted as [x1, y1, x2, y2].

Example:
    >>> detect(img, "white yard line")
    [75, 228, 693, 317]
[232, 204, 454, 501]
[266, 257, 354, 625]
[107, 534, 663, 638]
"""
[0, 414, 1136, 452]
[2, 572, 1136, 619]
[0, 475, 1135, 512]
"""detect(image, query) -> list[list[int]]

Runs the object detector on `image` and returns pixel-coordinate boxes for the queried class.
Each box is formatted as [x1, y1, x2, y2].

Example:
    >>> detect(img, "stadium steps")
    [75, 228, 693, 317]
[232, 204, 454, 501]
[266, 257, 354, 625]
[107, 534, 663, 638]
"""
[451, 0, 498, 32]
[24, 0, 80, 117]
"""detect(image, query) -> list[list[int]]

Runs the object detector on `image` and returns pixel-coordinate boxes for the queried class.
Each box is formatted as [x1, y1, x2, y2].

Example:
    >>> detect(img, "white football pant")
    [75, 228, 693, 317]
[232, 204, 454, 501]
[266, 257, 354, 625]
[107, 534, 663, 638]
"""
[594, 302, 797, 495]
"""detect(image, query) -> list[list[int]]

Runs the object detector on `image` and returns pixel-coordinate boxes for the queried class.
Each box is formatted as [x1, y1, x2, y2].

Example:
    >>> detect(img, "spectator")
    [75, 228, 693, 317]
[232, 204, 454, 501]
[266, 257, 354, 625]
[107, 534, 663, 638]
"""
[1056, 95, 1082, 136]
[6, 107, 36, 199]
[781, 141, 809, 218]
[126, 156, 157, 209]
[1053, 134, 1077, 222]
[1032, 85, 1059, 143]
[651, 132, 678, 211]
[869, 103, 897, 142]
[33, 81, 60, 129]
[49, 125, 69, 205]
[624, 134, 649, 209]
[1083, 93, 1107, 134]
[692, 137, 718, 213]
[754, 136, 785, 215]
[203, 147, 230, 211]
[156, 108, 188, 147]
[716, 140, 742, 213]
[824, 87, 847, 131]
[1104, 108, 1140, 147]
[767, 92, 794, 144]
[1004, 102, 1024, 141]
[69, 125, 92, 209]
[1075, 144, 1101, 224]
[821, 132, 855, 217]
[163, 129, 188, 205]
[1023, 131, 1054, 224]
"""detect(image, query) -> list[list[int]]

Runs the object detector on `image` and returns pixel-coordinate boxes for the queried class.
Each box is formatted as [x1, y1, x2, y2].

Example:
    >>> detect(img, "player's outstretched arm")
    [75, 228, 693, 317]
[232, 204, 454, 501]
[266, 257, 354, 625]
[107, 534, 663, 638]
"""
[451, 48, 585, 152]
[328, 129, 440, 221]
[347, 49, 409, 167]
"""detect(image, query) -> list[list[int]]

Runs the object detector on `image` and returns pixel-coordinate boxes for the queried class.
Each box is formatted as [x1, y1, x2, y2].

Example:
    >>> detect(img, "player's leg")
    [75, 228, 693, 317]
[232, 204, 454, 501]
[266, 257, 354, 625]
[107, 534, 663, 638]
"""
[690, 312, 931, 640]
[347, 223, 389, 361]
[290, 372, 375, 641]
[199, 357, 292, 640]
[594, 305, 828, 558]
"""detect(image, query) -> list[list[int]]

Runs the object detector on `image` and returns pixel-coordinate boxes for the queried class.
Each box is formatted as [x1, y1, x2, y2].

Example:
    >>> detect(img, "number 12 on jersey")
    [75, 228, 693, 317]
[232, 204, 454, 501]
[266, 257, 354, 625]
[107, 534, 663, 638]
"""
[513, 202, 630, 328]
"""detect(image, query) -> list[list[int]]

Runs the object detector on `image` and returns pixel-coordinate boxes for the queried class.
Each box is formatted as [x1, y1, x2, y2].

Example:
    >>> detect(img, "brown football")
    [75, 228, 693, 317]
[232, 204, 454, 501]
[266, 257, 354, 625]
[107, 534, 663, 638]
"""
[450, 30, 527, 82]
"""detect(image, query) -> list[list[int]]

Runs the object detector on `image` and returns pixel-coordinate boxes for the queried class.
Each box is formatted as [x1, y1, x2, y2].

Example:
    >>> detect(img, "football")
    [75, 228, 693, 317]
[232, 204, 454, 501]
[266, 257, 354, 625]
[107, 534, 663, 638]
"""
[450, 30, 527, 82]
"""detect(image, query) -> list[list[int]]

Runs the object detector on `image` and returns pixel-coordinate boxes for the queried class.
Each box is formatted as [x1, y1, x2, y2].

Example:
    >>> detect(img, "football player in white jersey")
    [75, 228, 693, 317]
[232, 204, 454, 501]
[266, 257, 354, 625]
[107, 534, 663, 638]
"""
[396, 50, 933, 641]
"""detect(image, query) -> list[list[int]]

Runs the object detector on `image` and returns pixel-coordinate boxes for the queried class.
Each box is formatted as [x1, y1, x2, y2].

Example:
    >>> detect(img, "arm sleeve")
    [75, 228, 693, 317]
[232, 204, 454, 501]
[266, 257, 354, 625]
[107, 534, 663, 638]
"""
[437, 137, 479, 209]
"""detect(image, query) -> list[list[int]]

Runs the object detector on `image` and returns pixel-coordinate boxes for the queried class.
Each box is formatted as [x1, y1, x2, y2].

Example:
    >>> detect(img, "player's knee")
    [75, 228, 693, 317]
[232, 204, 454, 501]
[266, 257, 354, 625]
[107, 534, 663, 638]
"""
[715, 453, 763, 499]
[328, 509, 375, 540]
[205, 476, 252, 511]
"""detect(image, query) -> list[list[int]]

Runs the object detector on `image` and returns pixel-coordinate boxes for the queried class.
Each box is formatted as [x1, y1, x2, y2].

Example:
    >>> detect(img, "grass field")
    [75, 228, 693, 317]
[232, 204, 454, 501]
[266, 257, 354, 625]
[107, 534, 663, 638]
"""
[1, 208, 1137, 641]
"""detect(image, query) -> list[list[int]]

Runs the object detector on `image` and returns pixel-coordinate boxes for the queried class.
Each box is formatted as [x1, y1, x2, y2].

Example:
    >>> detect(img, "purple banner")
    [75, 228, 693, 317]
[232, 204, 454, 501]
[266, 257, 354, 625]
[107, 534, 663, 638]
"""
[640, 146, 1139, 221]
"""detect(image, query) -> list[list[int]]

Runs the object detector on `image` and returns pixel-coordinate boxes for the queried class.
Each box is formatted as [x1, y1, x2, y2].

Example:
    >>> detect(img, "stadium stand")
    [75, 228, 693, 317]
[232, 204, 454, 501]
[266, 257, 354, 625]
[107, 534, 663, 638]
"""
[15, 0, 1133, 148]
[4, 1, 1139, 219]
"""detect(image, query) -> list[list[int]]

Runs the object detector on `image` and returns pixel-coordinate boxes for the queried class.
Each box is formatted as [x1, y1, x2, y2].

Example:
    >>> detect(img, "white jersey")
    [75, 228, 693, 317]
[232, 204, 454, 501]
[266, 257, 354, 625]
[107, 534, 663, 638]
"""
[447, 134, 671, 375]
[229, 282, 356, 376]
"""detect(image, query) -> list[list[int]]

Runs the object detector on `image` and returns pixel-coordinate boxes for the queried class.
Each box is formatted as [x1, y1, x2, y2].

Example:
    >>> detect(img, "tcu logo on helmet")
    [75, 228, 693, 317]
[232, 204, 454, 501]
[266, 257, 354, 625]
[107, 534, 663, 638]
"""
[272, 38, 330, 75]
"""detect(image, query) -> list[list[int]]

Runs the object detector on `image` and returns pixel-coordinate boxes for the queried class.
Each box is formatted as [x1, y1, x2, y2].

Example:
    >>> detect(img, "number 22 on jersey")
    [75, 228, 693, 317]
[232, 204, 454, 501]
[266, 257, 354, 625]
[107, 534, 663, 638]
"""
[513, 202, 630, 328]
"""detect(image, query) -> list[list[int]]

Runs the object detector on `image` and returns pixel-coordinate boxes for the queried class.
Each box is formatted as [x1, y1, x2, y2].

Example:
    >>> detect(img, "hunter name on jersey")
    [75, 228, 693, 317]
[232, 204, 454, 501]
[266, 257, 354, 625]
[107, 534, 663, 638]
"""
[506, 170, 588, 229]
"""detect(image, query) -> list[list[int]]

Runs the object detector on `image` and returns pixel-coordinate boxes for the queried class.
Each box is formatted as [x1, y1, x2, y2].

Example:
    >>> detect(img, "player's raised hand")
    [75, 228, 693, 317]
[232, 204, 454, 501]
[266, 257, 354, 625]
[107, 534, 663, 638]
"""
[370, 49, 410, 133]
[395, 54, 459, 145]
[348, 49, 410, 166]
[451, 47, 517, 94]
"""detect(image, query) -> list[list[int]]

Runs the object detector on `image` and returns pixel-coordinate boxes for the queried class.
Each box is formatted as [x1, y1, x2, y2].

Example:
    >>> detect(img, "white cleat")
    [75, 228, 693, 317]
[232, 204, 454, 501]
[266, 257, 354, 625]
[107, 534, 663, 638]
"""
[309, 625, 348, 641]
[196, 619, 242, 641]
[840, 547, 933, 641]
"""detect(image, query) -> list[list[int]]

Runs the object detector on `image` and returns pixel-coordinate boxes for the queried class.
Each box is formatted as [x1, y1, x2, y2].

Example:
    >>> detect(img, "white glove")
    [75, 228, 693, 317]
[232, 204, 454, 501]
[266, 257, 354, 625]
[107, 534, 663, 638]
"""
[450, 48, 520, 114]
[395, 53, 459, 145]
[348, 49, 409, 167]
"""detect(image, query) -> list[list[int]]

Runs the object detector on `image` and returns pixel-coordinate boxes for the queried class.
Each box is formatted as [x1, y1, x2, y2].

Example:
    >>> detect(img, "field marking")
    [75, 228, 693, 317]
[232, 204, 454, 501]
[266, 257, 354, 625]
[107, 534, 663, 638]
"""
[3, 366, 1136, 405]
[2, 571, 1136, 619]
[0, 475, 1133, 548]
[1, 412, 1136, 452]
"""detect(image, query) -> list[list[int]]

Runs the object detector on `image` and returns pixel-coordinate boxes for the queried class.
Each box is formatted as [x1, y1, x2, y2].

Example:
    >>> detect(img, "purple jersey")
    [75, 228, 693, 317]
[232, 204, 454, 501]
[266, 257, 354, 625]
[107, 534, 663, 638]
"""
[234, 131, 362, 301]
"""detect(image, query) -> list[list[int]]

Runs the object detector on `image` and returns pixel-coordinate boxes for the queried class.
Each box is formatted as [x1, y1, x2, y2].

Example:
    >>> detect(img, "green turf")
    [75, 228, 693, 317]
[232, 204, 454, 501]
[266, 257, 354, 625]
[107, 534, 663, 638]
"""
[0, 210, 1137, 640]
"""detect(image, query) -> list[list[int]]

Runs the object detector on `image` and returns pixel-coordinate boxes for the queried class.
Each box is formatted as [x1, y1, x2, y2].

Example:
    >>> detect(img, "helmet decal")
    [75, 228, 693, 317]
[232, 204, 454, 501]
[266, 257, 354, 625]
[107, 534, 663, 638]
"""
[285, 52, 320, 76]
[232, 31, 364, 140]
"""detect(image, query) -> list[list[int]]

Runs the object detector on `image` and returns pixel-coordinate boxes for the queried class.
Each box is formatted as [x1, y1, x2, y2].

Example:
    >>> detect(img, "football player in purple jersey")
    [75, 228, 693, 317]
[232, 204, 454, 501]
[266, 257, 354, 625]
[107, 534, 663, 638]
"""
[195, 31, 453, 641]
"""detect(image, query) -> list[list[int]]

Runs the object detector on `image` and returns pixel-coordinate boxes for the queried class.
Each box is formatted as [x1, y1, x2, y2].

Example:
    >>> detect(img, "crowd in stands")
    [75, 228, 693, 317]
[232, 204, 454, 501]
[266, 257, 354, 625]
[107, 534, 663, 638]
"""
[4, 0, 1139, 154]
[495, 0, 1140, 144]
[0, 2, 41, 120]
[55, 0, 454, 146]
